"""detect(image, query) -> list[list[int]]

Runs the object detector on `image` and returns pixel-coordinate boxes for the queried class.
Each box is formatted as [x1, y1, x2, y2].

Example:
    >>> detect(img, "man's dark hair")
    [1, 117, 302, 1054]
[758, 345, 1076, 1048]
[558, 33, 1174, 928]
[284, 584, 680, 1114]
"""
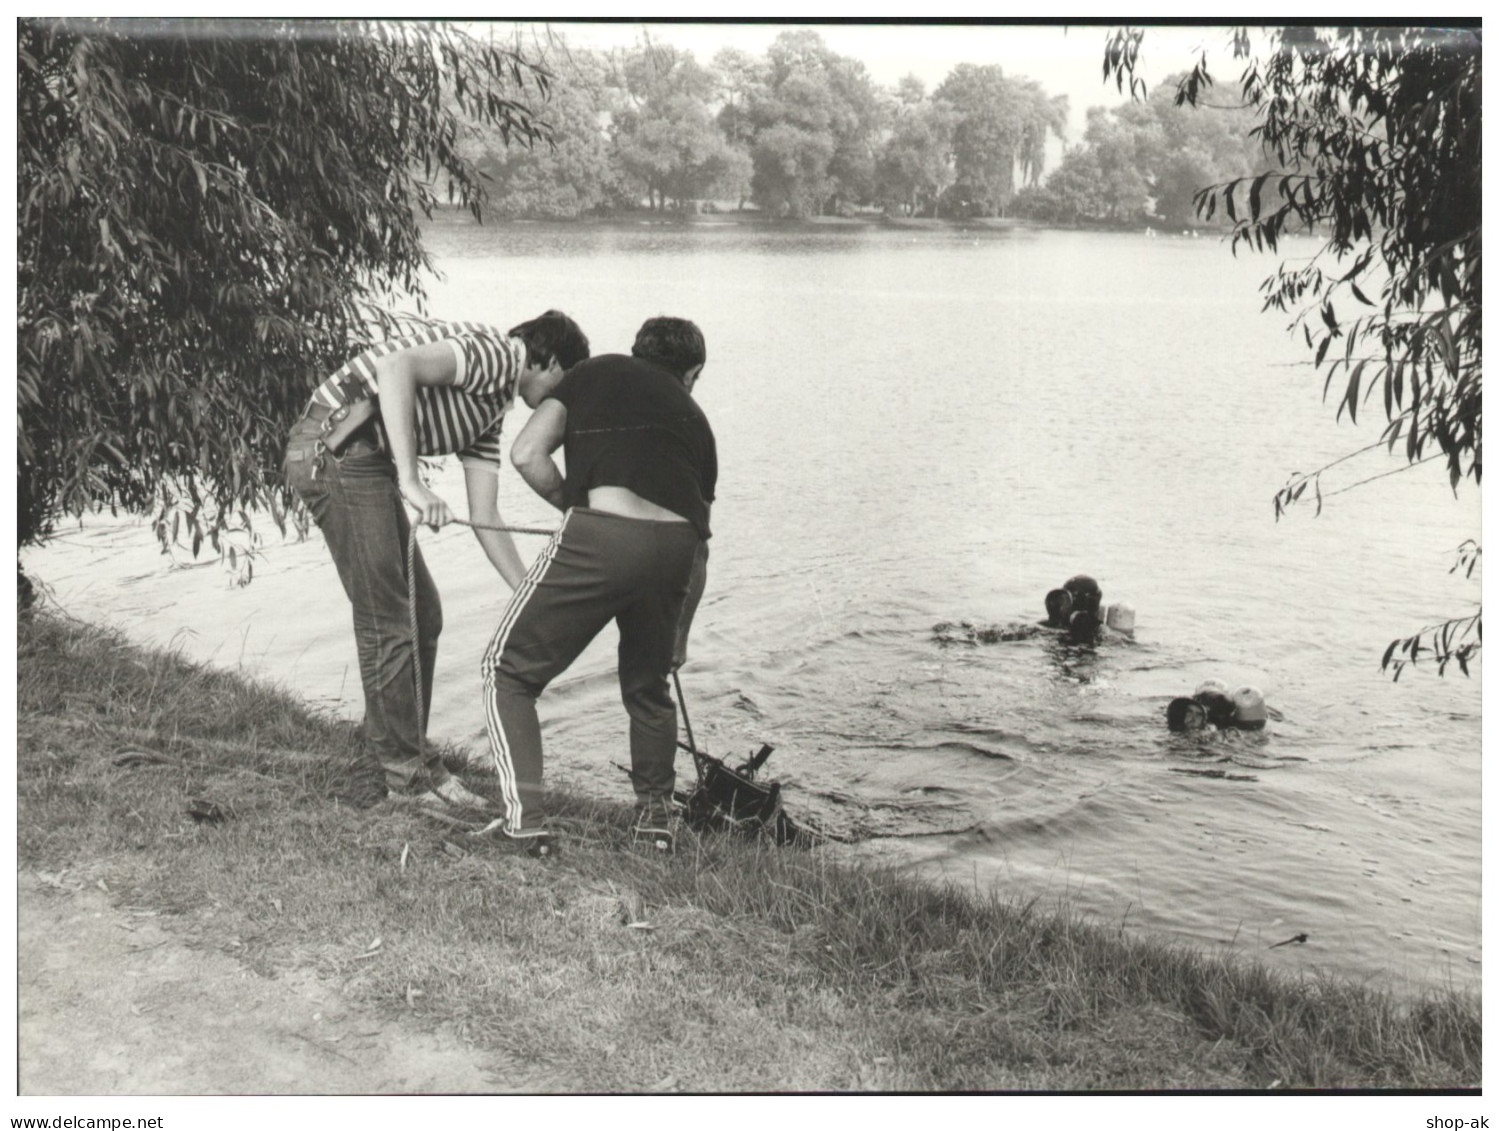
[632, 316, 706, 379]
[509, 310, 590, 371]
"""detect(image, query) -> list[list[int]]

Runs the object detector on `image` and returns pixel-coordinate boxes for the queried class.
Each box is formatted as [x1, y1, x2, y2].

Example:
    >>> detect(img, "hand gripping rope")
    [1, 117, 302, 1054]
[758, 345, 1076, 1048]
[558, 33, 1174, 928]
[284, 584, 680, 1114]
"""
[404, 516, 556, 736]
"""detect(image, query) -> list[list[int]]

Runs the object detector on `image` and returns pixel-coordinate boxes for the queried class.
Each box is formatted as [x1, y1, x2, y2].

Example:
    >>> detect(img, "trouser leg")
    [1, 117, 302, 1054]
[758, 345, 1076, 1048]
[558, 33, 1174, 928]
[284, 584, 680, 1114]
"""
[286, 431, 440, 792]
[481, 513, 615, 834]
[411, 536, 442, 736]
[616, 530, 701, 818]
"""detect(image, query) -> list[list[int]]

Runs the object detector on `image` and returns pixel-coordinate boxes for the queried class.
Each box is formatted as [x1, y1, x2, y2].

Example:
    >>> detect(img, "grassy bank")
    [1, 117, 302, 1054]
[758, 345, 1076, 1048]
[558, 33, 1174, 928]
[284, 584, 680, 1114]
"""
[16, 609, 1479, 1091]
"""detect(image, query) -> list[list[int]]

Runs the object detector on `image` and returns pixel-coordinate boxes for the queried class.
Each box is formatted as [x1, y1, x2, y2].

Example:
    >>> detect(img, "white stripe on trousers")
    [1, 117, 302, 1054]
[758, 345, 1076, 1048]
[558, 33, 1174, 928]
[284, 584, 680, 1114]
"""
[480, 510, 573, 835]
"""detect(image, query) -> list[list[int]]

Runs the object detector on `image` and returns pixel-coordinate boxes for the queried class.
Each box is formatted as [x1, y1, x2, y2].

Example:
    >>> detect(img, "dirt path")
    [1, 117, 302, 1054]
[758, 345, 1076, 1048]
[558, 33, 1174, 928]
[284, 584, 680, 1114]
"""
[17, 872, 566, 1095]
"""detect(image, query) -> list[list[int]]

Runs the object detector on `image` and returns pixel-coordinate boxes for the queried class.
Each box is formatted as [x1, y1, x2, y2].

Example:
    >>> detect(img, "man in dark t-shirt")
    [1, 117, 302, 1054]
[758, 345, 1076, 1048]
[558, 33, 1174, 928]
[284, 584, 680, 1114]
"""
[477, 317, 717, 856]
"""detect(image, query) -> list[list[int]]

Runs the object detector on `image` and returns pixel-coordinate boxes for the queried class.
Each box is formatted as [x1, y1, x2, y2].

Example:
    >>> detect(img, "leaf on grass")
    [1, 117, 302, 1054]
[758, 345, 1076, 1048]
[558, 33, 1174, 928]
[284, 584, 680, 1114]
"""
[113, 748, 173, 768]
[626, 921, 656, 931]
[185, 798, 228, 824]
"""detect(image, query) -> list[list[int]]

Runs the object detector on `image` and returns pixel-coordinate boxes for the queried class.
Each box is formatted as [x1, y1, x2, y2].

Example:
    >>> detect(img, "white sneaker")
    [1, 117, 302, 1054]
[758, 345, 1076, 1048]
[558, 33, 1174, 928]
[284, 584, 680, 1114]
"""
[431, 776, 492, 811]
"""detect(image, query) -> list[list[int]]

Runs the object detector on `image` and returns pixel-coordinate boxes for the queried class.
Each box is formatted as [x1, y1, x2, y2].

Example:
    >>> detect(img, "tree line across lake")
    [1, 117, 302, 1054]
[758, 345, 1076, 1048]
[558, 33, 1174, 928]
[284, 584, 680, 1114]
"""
[461, 27, 1266, 227]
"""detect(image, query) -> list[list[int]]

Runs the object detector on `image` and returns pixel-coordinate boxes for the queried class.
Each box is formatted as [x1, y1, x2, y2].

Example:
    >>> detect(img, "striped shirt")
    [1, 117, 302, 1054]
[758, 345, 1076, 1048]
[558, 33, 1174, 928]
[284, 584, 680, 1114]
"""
[310, 320, 523, 469]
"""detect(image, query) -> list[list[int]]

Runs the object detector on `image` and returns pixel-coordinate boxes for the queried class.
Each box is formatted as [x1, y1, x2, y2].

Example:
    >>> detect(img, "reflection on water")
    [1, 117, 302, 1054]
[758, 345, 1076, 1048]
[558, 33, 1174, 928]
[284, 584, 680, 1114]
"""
[26, 218, 1481, 995]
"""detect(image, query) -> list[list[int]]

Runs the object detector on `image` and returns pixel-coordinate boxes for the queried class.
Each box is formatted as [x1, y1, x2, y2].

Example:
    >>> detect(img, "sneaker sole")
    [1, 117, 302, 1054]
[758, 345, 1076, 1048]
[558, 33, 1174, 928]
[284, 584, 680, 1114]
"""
[469, 820, 555, 859]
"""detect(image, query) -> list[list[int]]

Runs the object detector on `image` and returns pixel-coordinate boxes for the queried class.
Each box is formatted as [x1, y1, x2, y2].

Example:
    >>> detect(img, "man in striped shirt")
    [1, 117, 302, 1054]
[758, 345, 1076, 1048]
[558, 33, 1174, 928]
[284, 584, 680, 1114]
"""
[283, 311, 589, 808]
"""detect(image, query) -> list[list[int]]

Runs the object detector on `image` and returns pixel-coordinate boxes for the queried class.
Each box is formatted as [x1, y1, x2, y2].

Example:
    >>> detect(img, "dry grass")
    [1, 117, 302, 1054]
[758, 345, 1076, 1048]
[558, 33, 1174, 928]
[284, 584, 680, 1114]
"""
[16, 609, 1480, 1092]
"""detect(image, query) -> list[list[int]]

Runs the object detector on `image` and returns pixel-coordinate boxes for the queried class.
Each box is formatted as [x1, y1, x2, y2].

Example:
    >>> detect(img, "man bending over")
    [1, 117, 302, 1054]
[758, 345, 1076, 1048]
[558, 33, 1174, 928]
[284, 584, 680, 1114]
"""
[479, 317, 716, 857]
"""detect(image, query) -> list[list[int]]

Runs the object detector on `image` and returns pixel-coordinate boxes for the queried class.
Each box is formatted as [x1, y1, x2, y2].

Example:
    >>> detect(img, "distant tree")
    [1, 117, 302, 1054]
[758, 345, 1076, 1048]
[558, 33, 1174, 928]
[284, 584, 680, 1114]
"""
[934, 63, 1067, 217]
[1080, 106, 1156, 222]
[933, 64, 1018, 215]
[710, 45, 765, 150]
[1105, 25, 1481, 677]
[607, 40, 749, 210]
[821, 54, 885, 211]
[742, 30, 882, 217]
[17, 18, 550, 580]
[1112, 78, 1263, 225]
[750, 121, 835, 218]
[874, 98, 956, 216]
[616, 91, 751, 210]
[459, 50, 616, 218]
[1012, 73, 1260, 228]
[894, 73, 927, 107]
[1014, 79, 1070, 189]
[1012, 145, 1109, 224]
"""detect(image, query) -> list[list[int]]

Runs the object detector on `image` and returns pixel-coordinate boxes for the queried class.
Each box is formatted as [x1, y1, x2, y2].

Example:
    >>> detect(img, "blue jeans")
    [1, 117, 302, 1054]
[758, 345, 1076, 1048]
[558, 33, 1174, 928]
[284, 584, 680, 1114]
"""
[283, 416, 444, 792]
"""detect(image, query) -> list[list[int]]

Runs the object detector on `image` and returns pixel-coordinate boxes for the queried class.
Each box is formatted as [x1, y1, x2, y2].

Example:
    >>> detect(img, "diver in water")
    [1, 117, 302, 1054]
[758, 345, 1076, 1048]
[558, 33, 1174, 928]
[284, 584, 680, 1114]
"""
[1166, 696, 1211, 732]
[936, 577, 1137, 647]
[936, 587, 1077, 644]
[1192, 678, 1239, 727]
[1064, 596, 1137, 647]
[1166, 680, 1270, 732]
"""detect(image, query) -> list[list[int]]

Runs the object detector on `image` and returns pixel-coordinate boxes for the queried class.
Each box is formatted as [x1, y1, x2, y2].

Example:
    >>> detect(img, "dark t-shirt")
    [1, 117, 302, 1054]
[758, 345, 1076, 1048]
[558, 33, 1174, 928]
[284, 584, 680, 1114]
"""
[547, 354, 717, 539]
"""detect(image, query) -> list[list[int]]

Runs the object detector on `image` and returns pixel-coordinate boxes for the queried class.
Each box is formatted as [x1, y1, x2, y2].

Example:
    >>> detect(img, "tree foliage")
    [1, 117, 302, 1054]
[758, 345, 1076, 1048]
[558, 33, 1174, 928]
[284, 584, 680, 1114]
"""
[1104, 25, 1481, 677]
[1013, 80, 1260, 226]
[458, 44, 620, 219]
[610, 46, 751, 211]
[739, 31, 884, 218]
[874, 93, 957, 217]
[452, 28, 1088, 223]
[17, 17, 551, 569]
[608, 40, 748, 210]
[933, 64, 1068, 217]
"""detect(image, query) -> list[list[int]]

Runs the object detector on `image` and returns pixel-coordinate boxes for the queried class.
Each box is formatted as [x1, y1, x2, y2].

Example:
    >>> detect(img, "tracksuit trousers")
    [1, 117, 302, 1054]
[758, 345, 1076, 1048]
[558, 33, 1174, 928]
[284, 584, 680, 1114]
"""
[481, 508, 702, 835]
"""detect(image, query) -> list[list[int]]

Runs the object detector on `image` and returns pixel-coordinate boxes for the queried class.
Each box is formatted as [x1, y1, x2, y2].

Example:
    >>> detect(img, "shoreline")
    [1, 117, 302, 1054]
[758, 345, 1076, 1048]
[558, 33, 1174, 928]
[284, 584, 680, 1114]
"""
[425, 203, 1200, 238]
[14, 607, 1480, 1093]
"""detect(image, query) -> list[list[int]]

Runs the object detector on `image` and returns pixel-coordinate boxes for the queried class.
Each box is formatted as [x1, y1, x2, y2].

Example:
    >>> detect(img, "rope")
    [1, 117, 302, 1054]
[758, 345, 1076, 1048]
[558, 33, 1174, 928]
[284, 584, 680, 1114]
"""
[404, 513, 558, 737]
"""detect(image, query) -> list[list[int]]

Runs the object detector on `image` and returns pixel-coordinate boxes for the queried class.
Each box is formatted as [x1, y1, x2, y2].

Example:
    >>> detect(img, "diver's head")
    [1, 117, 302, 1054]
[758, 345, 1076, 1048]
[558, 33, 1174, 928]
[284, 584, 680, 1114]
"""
[1063, 574, 1103, 616]
[1044, 588, 1073, 627]
[1231, 686, 1267, 730]
[1193, 689, 1238, 728]
[1167, 697, 1209, 732]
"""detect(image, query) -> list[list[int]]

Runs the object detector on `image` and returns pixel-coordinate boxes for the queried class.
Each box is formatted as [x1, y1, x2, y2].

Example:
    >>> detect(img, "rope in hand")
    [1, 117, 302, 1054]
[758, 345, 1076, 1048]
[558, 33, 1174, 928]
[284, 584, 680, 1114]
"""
[404, 514, 558, 735]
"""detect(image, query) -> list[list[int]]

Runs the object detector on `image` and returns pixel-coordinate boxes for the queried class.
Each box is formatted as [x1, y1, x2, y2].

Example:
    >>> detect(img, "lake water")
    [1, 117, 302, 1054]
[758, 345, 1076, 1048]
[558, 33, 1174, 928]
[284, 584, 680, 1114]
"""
[27, 216, 1482, 995]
